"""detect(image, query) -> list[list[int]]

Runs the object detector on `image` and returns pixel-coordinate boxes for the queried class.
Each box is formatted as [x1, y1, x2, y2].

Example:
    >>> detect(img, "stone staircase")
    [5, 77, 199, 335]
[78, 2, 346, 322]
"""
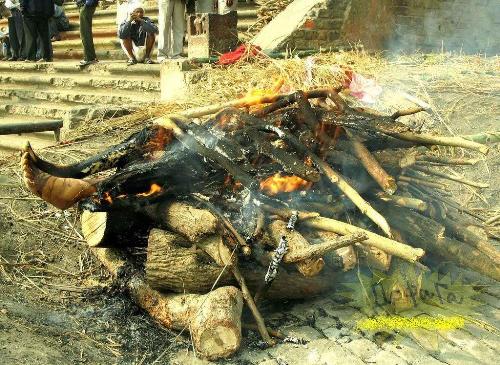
[0, 1, 259, 61]
[0, 61, 161, 150]
[0, 1, 259, 151]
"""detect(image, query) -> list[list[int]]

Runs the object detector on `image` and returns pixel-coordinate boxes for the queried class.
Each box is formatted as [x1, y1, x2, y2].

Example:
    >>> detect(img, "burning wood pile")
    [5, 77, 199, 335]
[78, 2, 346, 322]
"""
[20, 87, 498, 359]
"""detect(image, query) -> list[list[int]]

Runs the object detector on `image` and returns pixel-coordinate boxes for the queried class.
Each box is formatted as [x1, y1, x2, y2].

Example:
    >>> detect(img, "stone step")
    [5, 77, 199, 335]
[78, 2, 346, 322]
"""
[54, 16, 254, 51]
[0, 60, 161, 78]
[0, 83, 160, 106]
[64, 6, 257, 20]
[0, 131, 56, 151]
[0, 72, 160, 92]
[0, 99, 129, 129]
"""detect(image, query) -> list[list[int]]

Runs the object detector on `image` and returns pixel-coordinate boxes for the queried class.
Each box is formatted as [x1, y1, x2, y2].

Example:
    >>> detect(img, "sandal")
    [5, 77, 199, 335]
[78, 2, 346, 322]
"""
[127, 58, 137, 66]
[143, 58, 154, 64]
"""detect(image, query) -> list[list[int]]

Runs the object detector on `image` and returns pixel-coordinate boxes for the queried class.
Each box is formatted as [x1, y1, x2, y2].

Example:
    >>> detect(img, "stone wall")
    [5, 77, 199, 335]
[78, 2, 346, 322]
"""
[252, 0, 499, 54]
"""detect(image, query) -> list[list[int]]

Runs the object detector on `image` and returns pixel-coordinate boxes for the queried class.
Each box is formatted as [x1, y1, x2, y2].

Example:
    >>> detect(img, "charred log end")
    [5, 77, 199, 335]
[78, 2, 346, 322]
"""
[297, 258, 325, 277]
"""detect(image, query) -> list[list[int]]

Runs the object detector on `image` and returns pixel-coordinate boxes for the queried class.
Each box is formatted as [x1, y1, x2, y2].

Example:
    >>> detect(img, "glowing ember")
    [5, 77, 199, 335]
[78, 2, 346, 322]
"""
[260, 173, 312, 196]
[137, 183, 162, 197]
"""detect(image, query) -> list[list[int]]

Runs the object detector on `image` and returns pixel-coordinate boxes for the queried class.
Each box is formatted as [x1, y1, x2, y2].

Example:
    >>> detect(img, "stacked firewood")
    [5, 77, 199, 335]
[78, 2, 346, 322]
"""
[21, 87, 498, 359]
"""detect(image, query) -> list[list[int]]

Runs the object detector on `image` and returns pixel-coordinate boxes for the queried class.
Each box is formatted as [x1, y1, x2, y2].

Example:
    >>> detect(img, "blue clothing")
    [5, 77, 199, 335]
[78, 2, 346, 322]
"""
[75, 0, 98, 7]
[20, 0, 55, 17]
[118, 17, 158, 46]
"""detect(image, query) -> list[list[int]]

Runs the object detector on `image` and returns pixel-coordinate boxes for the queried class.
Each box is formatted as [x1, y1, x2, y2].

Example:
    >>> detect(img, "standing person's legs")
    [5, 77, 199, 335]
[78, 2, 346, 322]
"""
[23, 16, 38, 61]
[171, 0, 185, 57]
[157, 0, 175, 60]
[35, 17, 51, 61]
[79, 5, 97, 61]
[7, 9, 23, 59]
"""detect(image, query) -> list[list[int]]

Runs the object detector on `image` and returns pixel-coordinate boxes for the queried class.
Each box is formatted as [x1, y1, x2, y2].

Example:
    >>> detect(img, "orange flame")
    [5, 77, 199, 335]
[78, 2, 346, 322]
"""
[137, 183, 162, 197]
[260, 173, 312, 196]
[102, 192, 113, 204]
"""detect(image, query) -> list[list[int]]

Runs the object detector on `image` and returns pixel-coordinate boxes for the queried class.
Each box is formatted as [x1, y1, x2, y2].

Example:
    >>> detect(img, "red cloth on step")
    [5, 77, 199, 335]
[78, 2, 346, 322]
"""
[217, 44, 263, 65]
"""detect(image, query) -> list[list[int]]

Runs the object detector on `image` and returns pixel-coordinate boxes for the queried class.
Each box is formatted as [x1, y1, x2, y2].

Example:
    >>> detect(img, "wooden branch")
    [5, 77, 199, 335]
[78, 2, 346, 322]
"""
[345, 130, 397, 194]
[301, 217, 425, 263]
[153, 88, 330, 122]
[434, 212, 500, 265]
[376, 205, 500, 281]
[398, 175, 448, 190]
[262, 126, 392, 237]
[415, 155, 479, 166]
[216, 240, 274, 346]
[411, 165, 489, 189]
[247, 129, 320, 182]
[92, 247, 243, 360]
[192, 194, 252, 256]
[388, 131, 489, 155]
[461, 131, 500, 144]
[376, 193, 428, 212]
[268, 220, 325, 277]
[391, 107, 426, 119]
[283, 232, 367, 263]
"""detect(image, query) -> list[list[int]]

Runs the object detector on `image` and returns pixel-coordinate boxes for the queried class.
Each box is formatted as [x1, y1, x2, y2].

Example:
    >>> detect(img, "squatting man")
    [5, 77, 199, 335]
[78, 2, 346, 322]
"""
[118, 4, 158, 65]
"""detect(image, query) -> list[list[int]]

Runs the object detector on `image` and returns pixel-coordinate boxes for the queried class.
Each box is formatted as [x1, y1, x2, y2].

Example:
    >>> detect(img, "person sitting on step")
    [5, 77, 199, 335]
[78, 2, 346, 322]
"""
[118, 4, 158, 65]
[49, 2, 70, 41]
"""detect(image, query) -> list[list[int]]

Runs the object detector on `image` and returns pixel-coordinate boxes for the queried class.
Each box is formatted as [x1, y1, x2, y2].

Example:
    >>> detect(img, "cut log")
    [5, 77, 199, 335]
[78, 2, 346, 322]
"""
[268, 220, 324, 277]
[144, 201, 219, 242]
[145, 229, 336, 299]
[80, 210, 150, 247]
[92, 247, 243, 360]
[358, 245, 392, 272]
[146, 230, 233, 293]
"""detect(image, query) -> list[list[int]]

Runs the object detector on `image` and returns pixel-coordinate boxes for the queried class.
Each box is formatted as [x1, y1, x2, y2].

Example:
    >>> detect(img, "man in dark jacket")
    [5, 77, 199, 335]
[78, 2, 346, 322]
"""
[118, 5, 158, 65]
[76, 0, 98, 66]
[20, 0, 54, 62]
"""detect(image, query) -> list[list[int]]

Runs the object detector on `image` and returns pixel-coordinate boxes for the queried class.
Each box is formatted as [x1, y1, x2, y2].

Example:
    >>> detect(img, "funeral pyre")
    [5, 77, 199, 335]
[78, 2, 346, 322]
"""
[20, 87, 498, 360]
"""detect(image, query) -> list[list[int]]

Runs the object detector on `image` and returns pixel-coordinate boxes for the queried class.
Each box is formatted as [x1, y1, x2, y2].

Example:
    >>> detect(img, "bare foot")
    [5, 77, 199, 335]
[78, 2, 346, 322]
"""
[21, 144, 97, 210]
